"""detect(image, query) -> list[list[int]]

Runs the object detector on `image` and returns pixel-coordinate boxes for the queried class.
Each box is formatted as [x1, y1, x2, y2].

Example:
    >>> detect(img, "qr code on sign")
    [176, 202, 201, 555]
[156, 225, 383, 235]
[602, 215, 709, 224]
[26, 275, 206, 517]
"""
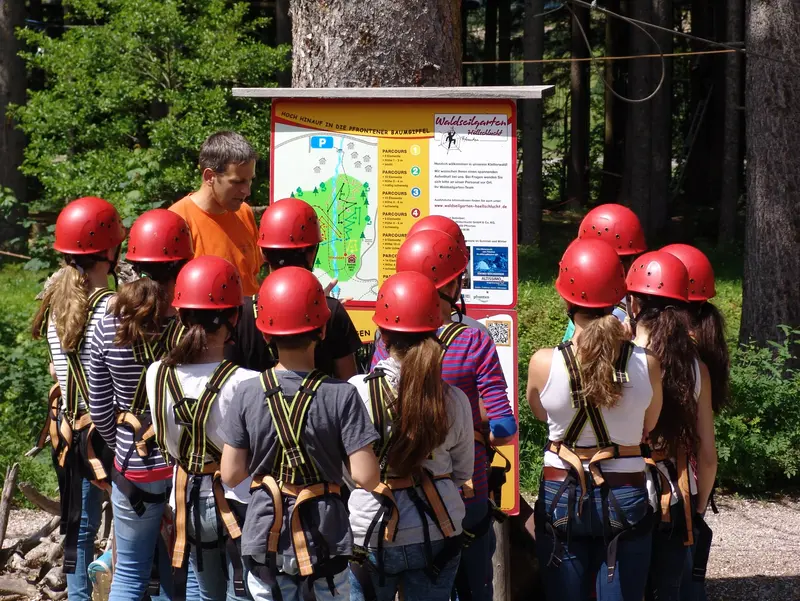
[486, 320, 511, 347]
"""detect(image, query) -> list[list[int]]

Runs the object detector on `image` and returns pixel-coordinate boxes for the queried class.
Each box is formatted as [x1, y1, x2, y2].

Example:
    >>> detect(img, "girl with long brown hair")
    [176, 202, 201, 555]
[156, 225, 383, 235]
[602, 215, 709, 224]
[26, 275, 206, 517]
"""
[87, 209, 193, 601]
[32, 196, 126, 601]
[348, 271, 474, 601]
[527, 239, 663, 601]
[625, 251, 717, 601]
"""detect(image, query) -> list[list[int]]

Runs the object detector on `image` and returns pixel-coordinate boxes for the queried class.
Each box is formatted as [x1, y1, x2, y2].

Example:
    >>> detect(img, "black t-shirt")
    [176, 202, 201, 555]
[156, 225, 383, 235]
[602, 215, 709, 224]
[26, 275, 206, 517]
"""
[225, 296, 362, 377]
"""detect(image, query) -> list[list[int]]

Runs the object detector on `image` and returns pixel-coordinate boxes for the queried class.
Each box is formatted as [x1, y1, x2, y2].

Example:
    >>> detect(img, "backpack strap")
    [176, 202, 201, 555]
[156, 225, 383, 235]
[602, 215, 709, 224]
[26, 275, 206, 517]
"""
[63, 289, 114, 420]
[438, 322, 468, 353]
[558, 341, 612, 448]
[364, 369, 395, 479]
[129, 318, 185, 415]
[262, 368, 328, 485]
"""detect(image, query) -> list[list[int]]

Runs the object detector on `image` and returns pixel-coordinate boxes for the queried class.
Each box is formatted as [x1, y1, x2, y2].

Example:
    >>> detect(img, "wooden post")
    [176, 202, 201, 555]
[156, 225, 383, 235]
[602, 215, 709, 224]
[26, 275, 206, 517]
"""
[0, 464, 20, 548]
[493, 519, 511, 601]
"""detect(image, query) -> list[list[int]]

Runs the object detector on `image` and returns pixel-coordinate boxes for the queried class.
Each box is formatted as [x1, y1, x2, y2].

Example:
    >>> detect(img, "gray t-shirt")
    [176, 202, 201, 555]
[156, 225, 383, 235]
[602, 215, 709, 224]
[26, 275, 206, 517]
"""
[222, 370, 379, 561]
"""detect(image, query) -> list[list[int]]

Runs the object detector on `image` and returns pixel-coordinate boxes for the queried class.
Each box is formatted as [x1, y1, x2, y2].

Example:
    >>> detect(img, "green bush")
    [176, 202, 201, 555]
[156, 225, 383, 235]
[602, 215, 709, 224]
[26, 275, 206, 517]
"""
[715, 327, 800, 492]
[0, 265, 58, 498]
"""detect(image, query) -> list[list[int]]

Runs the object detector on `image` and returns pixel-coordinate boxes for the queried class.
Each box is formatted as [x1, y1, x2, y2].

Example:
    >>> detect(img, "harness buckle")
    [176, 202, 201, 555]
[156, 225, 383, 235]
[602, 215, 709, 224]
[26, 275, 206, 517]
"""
[205, 382, 221, 395]
[173, 400, 195, 426]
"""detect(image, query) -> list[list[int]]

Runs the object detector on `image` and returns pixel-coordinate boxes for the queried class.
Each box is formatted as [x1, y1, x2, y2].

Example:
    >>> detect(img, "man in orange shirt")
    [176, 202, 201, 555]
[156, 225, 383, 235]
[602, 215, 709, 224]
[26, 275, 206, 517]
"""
[170, 131, 263, 295]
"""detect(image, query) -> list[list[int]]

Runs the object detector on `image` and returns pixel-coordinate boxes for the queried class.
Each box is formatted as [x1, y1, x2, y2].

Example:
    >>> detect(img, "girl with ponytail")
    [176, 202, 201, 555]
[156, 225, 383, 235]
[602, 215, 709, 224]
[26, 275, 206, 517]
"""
[527, 239, 663, 601]
[626, 251, 717, 601]
[87, 209, 193, 601]
[348, 271, 474, 601]
[32, 197, 126, 601]
[146, 256, 258, 601]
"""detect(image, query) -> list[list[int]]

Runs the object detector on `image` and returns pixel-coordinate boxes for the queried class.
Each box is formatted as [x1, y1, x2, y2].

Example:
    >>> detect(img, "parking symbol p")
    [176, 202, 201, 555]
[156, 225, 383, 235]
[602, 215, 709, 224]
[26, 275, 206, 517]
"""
[311, 136, 334, 149]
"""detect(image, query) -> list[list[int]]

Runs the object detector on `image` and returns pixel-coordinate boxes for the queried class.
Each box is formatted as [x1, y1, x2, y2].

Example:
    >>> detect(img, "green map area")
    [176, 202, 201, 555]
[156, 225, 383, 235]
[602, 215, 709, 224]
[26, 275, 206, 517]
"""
[291, 174, 371, 282]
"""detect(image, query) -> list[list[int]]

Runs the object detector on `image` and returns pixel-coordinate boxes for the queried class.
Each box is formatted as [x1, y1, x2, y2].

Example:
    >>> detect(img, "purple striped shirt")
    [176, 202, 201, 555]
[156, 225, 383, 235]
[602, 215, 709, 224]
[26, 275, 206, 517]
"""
[372, 326, 514, 506]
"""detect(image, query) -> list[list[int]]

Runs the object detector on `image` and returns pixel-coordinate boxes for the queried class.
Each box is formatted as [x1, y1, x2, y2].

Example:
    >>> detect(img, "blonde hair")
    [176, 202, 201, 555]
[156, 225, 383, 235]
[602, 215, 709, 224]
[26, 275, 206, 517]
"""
[576, 312, 629, 409]
[32, 265, 90, 353]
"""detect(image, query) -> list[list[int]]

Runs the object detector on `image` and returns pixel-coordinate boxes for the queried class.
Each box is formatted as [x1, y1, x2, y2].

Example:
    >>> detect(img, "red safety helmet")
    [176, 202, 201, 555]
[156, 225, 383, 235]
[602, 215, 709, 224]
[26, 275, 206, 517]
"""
[256, 267, 331, 336]
[258, 198, 322, 249]
[373, 271, 443, 333]
[53, 196, 126, 255]
[578, 204, 647, 256]
[396, 230, 467, 289]
[126, 209, 193, 263]
[173, 256, 243, 309]
[408, 215, 468, 260]
[555, 239, 627, 308]
[626, 251, 689, 302]
[660, 244, 715, 301]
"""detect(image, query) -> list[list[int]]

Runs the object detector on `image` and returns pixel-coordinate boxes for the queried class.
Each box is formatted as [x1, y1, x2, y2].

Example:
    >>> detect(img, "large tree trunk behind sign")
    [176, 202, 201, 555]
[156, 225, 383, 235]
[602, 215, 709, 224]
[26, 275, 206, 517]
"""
[0, 0, 27, 247]
[567, 4, 590, 210]
[740, 1, 800, 349]
[290, 0, 461, 87]
[520, 0, 544, 245]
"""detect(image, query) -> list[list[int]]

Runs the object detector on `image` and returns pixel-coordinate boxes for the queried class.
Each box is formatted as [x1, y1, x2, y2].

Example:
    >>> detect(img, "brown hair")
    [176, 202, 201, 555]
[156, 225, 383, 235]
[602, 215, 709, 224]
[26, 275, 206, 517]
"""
[32, 265, 91, 353]
[691, 302, 730, 413]
[574, 310, 631, 409]
[199, 131, 257, 173]
[381, 330, 450, 477]
[113, 261, 185, 347]
[633, 294, 698, 456]
[162, 308, 238, 366]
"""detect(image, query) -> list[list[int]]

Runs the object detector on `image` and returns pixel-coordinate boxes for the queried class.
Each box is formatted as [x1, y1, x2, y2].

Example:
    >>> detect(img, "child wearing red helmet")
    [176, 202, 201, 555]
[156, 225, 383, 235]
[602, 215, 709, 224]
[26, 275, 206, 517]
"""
[88, 209, 193, 601]
[347, 271, 474, 601]
[527, 239, 663, 601]
[146, 256, 260, 601]
[220, 267, 380, 601]
[226, 197, 362, 380]
[627, 252, 717, 601]
[32, 196, 126, 601]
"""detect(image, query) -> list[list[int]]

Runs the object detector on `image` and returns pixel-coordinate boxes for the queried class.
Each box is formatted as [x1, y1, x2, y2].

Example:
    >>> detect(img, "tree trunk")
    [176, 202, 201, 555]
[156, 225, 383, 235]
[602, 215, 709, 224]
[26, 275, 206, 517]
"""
[718, 0, 743, 244]
[275, 0, 292, 87]
[740, 1, 800, 349]
[649, 0, 673, 241]
[623, 1, 653, 231]
[290, 0, 461, 87]
[497, 0, 512, 86]
[483, 0, 499, 86]
[600, 0, 627, 203]
[520, 0, 544, 245]
[0, 0, 27, 246]
[567, 4, 590, 210]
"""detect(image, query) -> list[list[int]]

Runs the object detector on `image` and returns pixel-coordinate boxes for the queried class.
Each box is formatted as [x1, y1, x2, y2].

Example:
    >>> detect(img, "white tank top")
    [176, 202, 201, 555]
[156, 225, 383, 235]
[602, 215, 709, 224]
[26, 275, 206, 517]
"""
[540, 344, 653, 473]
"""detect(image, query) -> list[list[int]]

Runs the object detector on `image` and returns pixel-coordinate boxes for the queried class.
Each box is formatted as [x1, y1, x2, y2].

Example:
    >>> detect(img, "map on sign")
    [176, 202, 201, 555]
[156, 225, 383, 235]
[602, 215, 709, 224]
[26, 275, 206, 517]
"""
[273, 128, 379, 300]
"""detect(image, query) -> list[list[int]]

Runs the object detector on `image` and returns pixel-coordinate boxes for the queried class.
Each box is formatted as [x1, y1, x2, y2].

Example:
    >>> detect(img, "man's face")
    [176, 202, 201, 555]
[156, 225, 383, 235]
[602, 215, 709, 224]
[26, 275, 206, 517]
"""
[209, 160, 256, 212]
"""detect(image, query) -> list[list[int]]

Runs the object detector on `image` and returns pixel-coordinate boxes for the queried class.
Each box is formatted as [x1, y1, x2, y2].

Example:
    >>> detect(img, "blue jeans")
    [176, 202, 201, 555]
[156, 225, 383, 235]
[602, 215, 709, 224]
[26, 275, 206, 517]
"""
[454, 501, 495, 601]
[248, 566, 349, 601]
[109, 479, 173, 601]
[536, 481, 653, 601]
[67, 478, 103, 601]
[351, 540, 460, 601]
[186, 494, 249, 601]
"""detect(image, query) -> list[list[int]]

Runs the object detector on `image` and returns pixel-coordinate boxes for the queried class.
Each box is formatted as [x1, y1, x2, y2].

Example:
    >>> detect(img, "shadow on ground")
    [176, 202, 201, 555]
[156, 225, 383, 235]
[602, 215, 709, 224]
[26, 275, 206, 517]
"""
[706, 575, 800, 601]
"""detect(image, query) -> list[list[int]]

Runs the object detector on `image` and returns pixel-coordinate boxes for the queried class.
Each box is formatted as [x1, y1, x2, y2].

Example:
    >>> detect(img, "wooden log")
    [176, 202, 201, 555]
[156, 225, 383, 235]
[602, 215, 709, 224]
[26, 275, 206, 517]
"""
[492, 519, 511, 601]
[0, 578, 36, 598]
[23, 541, 60, 568]
[0, 515, 60, 564]
[42, 589, 68, 601]
[0, 464, 20, 549]
[18, 483, 60, 516]
[42, 565, 65, 592]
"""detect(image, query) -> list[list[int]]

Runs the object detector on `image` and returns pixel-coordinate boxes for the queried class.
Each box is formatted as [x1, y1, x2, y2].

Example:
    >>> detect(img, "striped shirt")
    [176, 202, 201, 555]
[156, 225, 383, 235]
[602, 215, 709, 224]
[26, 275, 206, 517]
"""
[47, 293, 111, 415]
[372, 326, 515, 507]
[88, 308, 171, 482]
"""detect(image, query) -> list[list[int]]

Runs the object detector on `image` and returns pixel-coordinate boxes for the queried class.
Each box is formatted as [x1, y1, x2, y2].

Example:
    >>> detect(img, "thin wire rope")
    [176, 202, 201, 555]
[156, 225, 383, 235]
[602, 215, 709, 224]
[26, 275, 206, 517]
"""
[462, 48, 734, 65]
[566, 1, 666, 104]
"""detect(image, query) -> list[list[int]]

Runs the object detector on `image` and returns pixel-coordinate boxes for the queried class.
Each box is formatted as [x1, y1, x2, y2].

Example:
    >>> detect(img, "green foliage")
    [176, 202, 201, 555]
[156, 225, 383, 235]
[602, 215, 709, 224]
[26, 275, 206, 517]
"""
[12, 0, 289, 262]
[714, 327, 800, 492]
[0, 265, 58, 498]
